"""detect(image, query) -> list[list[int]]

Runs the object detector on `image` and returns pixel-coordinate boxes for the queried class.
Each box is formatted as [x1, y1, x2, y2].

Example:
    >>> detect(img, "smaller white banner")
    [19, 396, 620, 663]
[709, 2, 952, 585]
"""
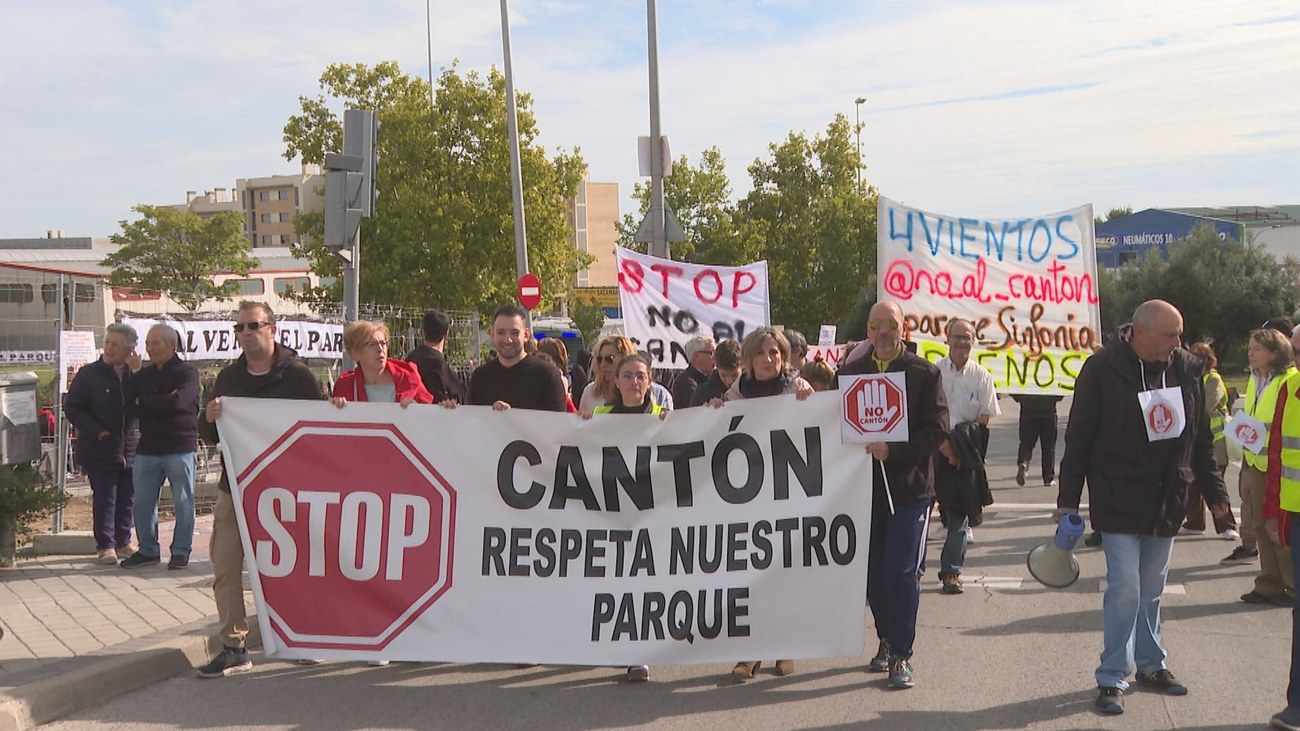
[818, 325, 837, 347]
[839, 373, 910, 444]
[1226, 410, 1267, 454]
[59, 331, 98, 394]
[616, 246, 770, 369]
[0, 390, 37, 426]
[0, 351, 55, 365]
[122, 318, 345, 360]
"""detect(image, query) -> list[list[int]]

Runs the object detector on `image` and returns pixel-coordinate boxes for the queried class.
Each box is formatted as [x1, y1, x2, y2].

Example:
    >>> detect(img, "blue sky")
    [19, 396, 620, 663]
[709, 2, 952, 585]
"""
[4, 0, 1298, 239]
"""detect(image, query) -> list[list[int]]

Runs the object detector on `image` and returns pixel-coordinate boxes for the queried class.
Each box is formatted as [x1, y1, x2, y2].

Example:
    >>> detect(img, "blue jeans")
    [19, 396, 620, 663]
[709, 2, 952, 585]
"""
[940, 510, 969, 576]
[867, 497, 932, 660]
[132, 453, 196, 559]
[1096, 533, 1175, 690]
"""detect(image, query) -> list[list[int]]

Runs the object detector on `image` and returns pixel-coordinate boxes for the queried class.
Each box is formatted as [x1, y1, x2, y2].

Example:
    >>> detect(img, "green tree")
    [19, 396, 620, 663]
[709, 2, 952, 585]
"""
[617, 147, 754, 266]
[567, 297, 606, 351]
[1094, 205, 1134, 226]
[736, 114, 877, 334]
[1102, 223, 1300, 359]
[102, 206, 259, 311]
[283, 61, 590, 318]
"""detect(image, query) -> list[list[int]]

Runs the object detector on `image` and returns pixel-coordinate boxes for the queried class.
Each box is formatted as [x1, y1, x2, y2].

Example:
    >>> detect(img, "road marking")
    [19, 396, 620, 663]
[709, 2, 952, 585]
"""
[967, 576, 1024, 589]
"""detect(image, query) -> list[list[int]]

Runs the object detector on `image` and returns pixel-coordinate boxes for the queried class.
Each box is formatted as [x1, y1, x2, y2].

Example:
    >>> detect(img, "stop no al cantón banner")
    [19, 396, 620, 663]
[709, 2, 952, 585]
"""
[217, 394, 872, 665]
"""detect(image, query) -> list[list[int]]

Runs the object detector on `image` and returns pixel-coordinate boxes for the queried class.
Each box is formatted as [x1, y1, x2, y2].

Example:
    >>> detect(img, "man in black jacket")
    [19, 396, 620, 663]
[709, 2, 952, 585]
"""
[404, 310, 466, 402]
[672, 336, 714, 408]
[1056, 300, 1230, 715]
[123, 325, 200, 570]
[690, 339, 742, 407]
[834, 300, 949, 690]
[65, 323, 141, 565]
[195, 301, 325, 678]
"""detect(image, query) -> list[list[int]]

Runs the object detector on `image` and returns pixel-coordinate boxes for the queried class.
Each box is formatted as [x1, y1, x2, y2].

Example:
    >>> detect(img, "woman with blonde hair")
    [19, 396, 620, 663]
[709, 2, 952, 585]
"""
[331, 321, 434, 407]
[578, 335, 672, 415]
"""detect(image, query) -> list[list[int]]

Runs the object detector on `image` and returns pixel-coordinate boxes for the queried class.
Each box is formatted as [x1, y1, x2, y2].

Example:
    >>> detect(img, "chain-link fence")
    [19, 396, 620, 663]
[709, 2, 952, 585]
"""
[313, 304, 485, 384]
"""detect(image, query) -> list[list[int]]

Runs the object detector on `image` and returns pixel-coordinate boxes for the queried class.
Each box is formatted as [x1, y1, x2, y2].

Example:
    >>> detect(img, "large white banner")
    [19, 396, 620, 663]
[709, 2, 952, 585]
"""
[217, 393, 871, 664]
[616, 246, 770, 369]
[877, 197, 1100, 394]
[122, 318, 344, 360]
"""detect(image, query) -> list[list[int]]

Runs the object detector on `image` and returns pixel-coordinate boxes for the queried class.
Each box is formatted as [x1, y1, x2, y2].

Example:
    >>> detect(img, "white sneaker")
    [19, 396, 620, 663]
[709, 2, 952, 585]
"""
[965, 527, 975, 543]
[1223, 528, 1241, 541]
[1178, 526, 1205, 536]
[367, 660, 390, 667]
[1044, 479, 1057, 488]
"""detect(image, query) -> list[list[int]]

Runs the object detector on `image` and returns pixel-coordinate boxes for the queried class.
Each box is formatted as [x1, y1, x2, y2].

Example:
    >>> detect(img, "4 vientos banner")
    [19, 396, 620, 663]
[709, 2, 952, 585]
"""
[216, 393, 871, 664]
[616, 246, 770, 369]
[876, 197, 1100, 394]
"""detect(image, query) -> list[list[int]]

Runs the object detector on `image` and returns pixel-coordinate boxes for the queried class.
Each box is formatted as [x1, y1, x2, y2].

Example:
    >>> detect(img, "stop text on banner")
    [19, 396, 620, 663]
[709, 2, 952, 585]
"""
[616, 246, 770, 369]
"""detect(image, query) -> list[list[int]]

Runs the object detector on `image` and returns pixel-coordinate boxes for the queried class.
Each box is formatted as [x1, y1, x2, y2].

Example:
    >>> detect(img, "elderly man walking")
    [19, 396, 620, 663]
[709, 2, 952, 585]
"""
[122, 324, 201, 570]
[1056, 300, 1229, 715]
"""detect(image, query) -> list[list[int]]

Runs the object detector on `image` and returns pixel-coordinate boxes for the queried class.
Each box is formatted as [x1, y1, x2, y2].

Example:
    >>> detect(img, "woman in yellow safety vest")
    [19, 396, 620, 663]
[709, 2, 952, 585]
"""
[1234, 328, 1296, 606]
[1182, 342, 1239, 538]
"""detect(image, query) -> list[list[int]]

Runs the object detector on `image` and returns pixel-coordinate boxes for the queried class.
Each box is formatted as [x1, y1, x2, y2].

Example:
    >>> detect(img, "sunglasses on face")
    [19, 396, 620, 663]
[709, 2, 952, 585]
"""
[233, 321, 270, 333]
[868, 319, 900, 331]
[596, 355, 617, 365]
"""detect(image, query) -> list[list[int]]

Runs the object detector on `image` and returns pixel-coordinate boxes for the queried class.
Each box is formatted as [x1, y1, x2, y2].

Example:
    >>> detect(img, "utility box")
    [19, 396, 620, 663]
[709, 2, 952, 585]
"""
[0, 372, 41, 465]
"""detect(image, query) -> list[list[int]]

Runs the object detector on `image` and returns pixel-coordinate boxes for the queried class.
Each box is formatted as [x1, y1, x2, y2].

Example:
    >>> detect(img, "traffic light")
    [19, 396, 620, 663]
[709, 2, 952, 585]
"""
[323, 167, 362, 253]
[322, 109, 380, 255]
[343, 109, 379, 217]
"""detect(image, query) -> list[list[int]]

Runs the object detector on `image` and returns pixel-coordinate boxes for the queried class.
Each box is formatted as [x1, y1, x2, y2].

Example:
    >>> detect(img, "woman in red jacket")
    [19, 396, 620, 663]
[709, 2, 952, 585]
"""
[332, 321, 434, 407]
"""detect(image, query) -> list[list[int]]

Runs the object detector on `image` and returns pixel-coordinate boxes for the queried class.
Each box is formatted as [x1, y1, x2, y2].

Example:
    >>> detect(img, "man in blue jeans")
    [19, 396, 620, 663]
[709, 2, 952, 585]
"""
[1056, 300, 1229, 715]
[122, 324, 200, 570]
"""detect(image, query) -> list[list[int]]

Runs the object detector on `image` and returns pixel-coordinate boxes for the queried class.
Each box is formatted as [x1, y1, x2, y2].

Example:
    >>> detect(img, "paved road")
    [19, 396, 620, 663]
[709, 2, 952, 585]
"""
[38, 398, 1291, 730]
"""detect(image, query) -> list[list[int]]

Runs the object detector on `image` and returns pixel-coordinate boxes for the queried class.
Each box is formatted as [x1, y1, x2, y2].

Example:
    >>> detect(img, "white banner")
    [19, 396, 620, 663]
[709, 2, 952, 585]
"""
[0, 350, 55, 365]
[877, 197, 1099, 394]
[59, 331, 98, 394]
[122, 318, 344, 360]
[616, 246, 770, 369]
[217, 393, 871, 664]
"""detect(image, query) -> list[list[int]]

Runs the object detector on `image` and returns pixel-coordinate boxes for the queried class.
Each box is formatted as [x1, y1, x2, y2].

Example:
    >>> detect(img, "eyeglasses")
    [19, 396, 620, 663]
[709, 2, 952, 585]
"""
[364, 340, 389, 350]
[233, 321, 270, 333]
[868, 319, 900, 331]
[699, 350, 715, 356]
[596, 355, 617, 365]
[618, 372, 650, 383]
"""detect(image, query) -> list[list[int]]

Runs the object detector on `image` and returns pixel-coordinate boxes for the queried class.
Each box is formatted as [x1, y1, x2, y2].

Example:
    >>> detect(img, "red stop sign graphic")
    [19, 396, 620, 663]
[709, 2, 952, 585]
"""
[238, 422, 456, 651]
[517, 272, 542, 310]
[843, 377, 905, 436]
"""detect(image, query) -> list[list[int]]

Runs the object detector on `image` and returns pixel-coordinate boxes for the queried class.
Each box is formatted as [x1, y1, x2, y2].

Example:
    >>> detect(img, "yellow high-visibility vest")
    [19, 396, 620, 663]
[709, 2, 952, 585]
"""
[1243, 366, 1297, 471]
[1274, 371, 1300, 512]
[1205, 371, 1227, 443]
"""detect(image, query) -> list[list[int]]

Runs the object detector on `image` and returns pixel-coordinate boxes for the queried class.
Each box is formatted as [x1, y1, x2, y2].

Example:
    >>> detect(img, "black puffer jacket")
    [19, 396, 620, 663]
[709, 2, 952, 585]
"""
[65, 358, 139, 470]
[1057, 326, 1229, 536]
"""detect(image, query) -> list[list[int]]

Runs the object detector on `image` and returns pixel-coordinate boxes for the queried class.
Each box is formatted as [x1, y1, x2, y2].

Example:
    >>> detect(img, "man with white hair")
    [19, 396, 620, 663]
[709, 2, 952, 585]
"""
[122, 324, 200, 570]
[673, 335, 715, 408]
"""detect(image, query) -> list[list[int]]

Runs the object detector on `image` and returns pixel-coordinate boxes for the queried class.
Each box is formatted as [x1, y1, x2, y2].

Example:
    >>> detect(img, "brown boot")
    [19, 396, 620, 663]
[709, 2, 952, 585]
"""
[731, 661, 760, 680]
[774, 659, 795, 676]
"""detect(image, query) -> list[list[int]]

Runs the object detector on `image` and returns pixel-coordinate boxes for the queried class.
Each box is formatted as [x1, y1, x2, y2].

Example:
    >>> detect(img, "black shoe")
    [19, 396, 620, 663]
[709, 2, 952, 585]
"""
[1135, 668, 1187, 695]
[1084, 531, 1102, 548]
[120, 552, 160, 569]
[1223, 546, 1260, 565]
[1243, 590, 1275, 604]
[1272, 706, 1300, 730]
[1095, 686, 1124, 714]
[1275, 594, 1297, 608]
[168, 555, 189, 570]
[866, 639, 890, 672]
[1016, 463, 1026, 486]
[197, 646, 252, 678]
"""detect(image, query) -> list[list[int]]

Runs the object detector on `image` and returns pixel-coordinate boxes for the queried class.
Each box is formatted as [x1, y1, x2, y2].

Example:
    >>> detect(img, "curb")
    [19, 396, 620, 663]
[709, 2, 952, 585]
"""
[0, 614, 261, 731]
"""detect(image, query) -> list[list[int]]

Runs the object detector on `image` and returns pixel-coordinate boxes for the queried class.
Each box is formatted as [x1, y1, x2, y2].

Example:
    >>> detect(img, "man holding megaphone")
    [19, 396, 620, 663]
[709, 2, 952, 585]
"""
[1055, 300, 1230, 716]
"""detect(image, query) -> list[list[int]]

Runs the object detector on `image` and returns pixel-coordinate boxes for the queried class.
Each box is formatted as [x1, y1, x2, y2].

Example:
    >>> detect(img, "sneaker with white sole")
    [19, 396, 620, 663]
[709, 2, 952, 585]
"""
[887, 656, 914, 689]
[197, 647, 252, 678]
[1223, 528, 1241, 541]
[1222, 545, 1259, 564]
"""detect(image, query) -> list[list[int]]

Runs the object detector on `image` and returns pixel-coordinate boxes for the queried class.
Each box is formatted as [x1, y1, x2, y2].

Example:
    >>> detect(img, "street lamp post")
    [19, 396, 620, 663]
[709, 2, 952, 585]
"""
[854, 97, 866, 194]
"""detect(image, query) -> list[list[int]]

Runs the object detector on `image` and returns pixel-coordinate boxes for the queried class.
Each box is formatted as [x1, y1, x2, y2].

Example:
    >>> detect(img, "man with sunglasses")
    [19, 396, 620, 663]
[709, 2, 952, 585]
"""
[195, 301, 325, 678]
[672, 336, 715, 409]
[833, 300, 949, 690]
[467, 304, 567, 412]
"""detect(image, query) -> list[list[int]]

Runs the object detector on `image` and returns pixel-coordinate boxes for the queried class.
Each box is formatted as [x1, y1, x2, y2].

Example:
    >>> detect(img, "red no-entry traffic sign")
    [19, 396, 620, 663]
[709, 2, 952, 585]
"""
[517, 273, 542, 310]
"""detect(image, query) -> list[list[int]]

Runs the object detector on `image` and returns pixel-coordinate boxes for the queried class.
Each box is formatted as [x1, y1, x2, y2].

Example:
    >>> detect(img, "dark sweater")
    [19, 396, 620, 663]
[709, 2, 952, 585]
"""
[468, 355, 567, 411]
[130, 355, 200, 456]
[404, 344, 467, 402]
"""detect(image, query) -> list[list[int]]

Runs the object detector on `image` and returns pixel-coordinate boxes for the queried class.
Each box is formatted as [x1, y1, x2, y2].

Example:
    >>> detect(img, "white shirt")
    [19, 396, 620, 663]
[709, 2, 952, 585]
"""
[937, 356, 999, 426]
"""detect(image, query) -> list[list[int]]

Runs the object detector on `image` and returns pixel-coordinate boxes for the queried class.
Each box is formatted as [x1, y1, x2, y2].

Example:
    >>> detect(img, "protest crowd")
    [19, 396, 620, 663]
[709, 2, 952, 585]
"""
[61, 295, 1300, 729]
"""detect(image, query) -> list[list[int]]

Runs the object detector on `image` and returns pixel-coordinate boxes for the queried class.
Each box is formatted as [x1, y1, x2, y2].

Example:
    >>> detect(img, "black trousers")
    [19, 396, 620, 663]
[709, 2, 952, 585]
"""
[1017, 413, 1057, 483]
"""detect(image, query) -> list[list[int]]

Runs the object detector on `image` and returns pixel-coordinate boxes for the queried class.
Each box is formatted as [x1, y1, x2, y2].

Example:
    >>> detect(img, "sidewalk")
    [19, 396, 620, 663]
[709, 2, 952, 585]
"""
[0, 515, 250, 731]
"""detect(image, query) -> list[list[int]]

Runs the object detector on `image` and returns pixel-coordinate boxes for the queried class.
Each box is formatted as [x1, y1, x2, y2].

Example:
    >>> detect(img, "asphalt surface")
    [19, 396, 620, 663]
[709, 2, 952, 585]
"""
[35, 397, 1293, 730]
